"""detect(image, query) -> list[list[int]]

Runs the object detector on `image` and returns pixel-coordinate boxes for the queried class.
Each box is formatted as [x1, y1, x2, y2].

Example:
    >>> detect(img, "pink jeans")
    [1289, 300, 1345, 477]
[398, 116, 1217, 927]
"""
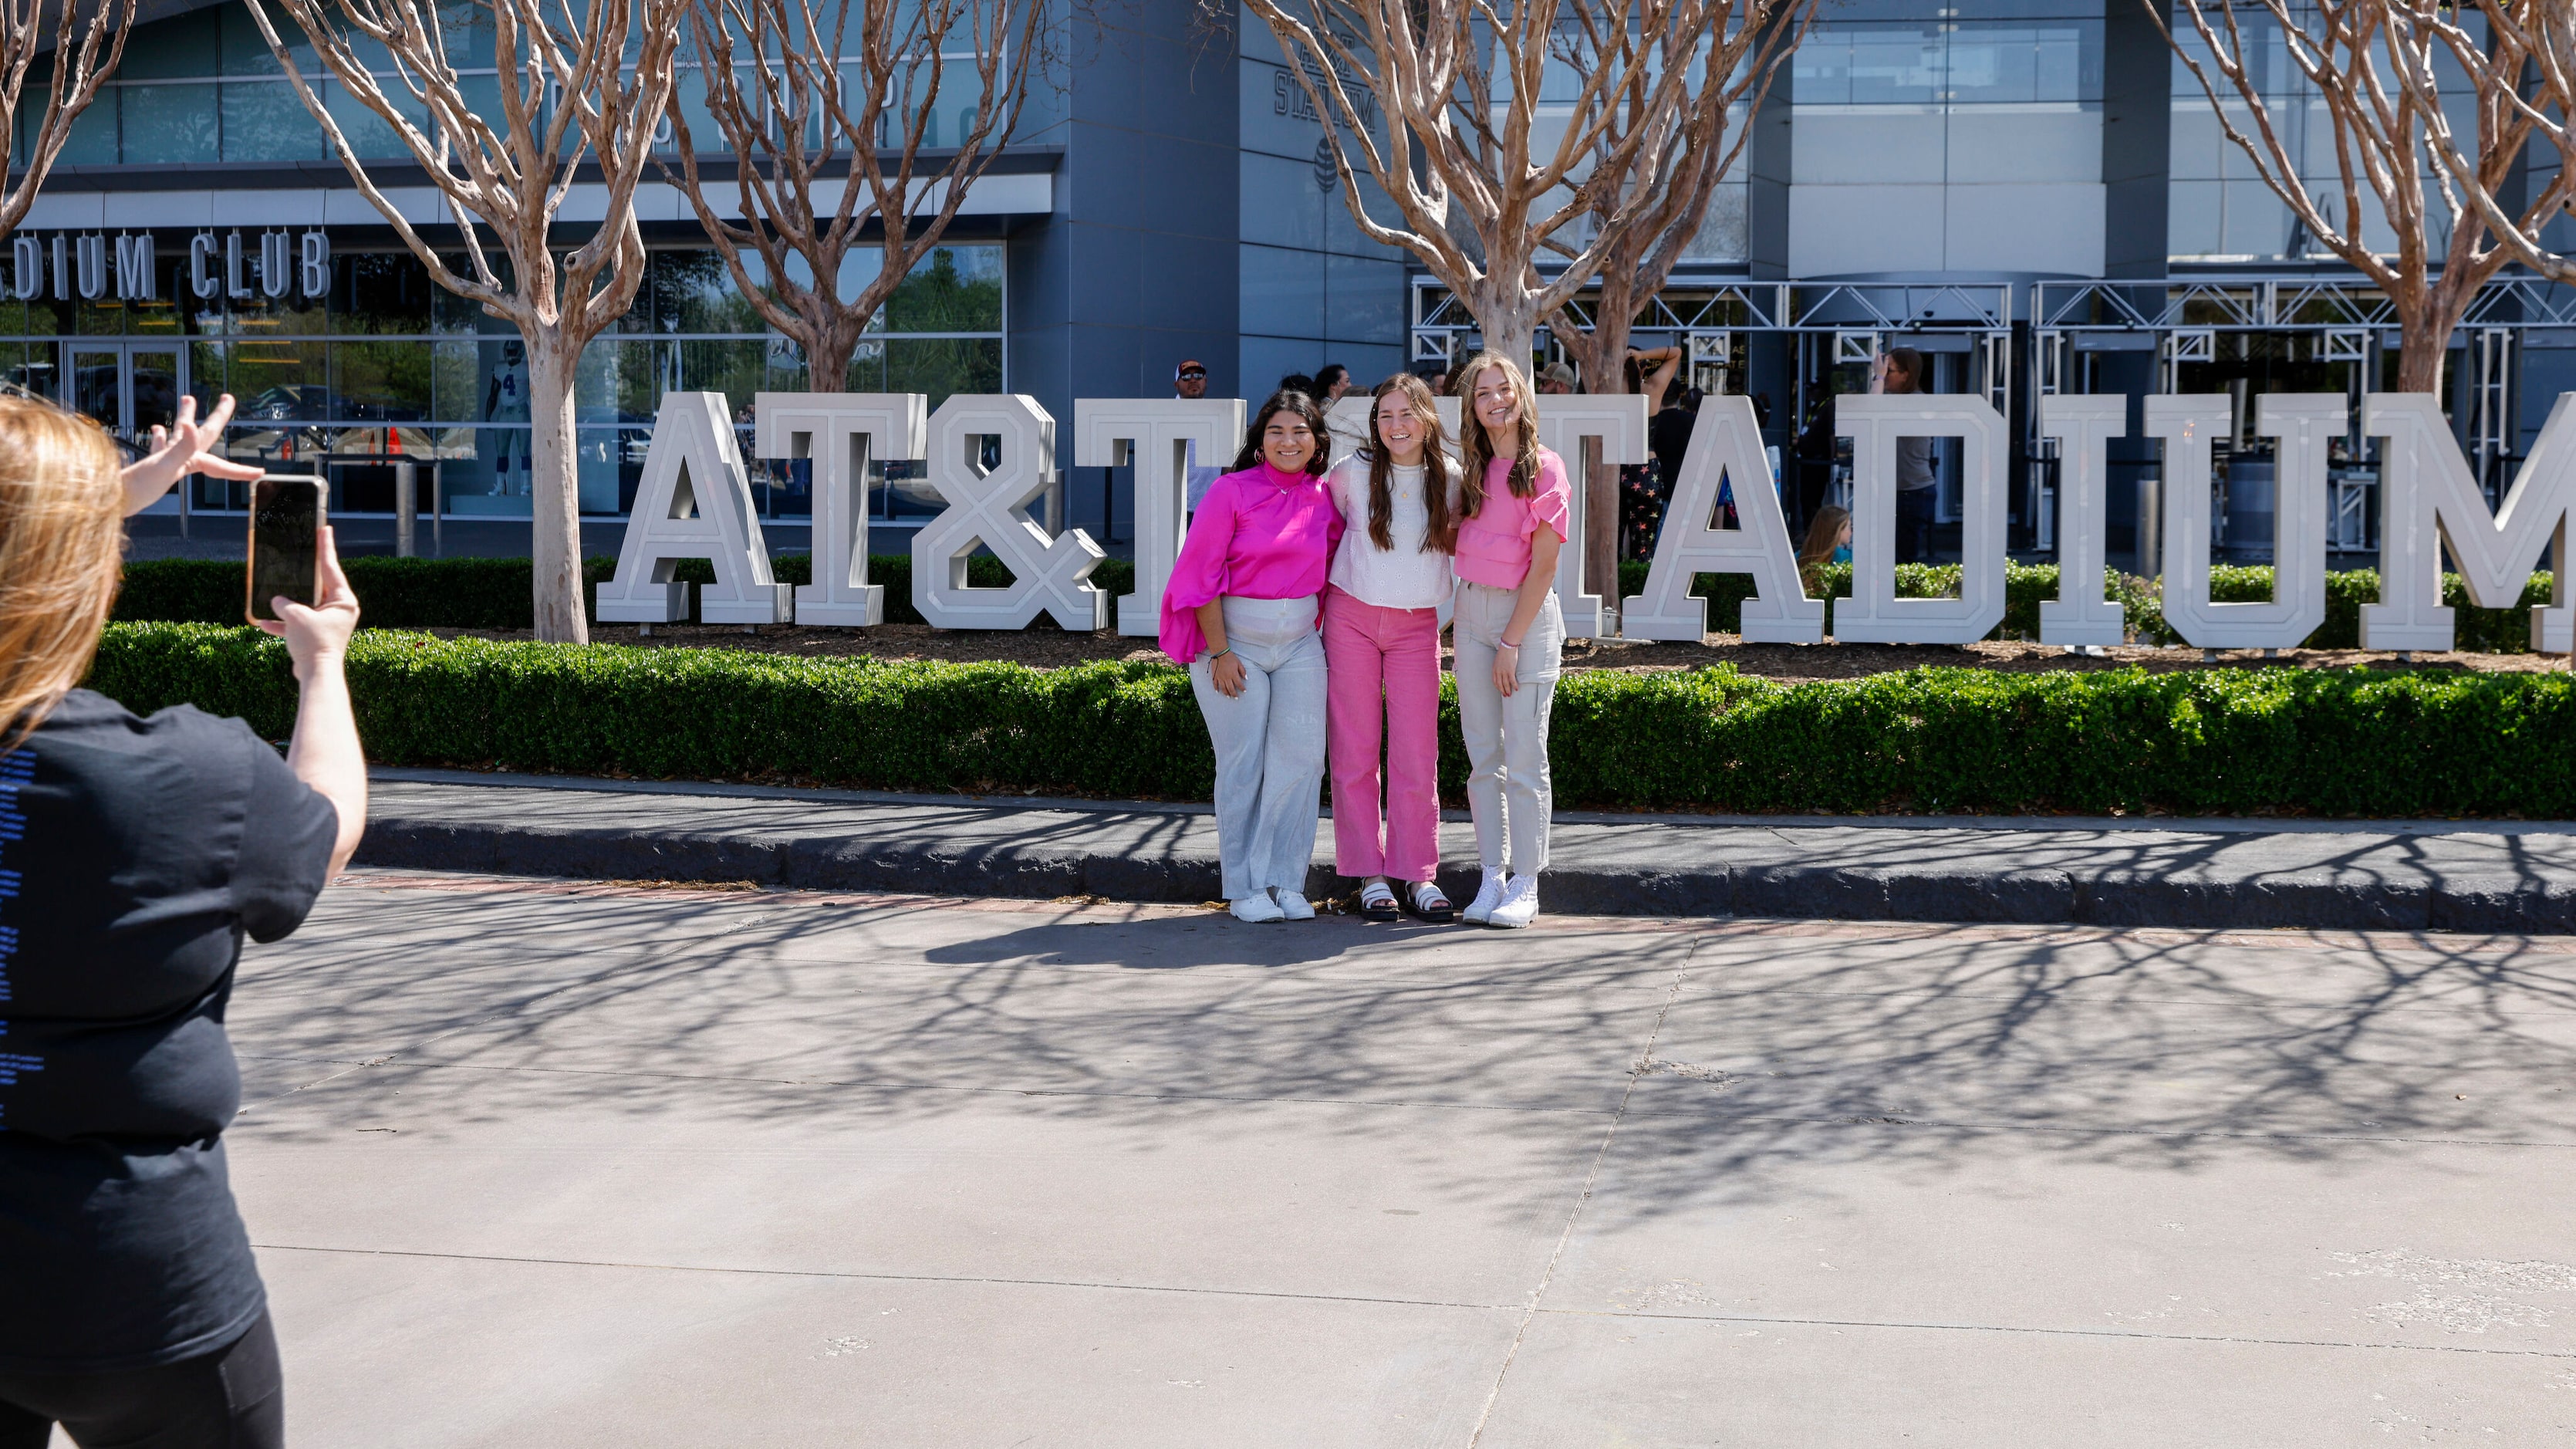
[1322, 584, 1442, 882]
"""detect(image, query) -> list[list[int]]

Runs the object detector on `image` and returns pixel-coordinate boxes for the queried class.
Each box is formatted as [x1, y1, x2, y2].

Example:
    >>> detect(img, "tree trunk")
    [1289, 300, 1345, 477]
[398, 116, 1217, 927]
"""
[1473, 299, 1540, 373]
[808, 313, 860, 395]
[2392, 309, 2451, 395]
[1565, 270, 1639, 631]
[526, 330, 588, 644]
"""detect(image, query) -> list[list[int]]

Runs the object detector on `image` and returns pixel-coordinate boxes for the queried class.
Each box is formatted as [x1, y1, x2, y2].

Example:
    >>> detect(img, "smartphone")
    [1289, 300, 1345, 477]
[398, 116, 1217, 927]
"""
[246, 476, 325, 623]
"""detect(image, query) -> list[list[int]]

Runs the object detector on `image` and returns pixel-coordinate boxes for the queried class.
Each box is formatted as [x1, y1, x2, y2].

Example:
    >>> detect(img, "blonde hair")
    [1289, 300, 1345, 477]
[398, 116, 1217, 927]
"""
[1799, 505, 1850, 567]
[0, 397, 127, 749]
[1456, 351, 1544, 519]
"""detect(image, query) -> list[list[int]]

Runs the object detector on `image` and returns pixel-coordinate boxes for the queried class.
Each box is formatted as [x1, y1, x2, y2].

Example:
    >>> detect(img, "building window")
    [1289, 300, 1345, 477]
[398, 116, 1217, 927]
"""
[10, 240, 1008, 519]
[1788, 7, 2107, 276]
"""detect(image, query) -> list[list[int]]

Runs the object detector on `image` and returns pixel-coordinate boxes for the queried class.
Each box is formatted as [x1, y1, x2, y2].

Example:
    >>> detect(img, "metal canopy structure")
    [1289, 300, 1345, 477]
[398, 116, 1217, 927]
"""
[1410, 275, 2021, 431]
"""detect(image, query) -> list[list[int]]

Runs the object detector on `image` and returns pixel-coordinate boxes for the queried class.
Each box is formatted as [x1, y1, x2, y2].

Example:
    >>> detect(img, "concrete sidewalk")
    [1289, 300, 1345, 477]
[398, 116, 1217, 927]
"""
[356, 768, 2576, 933]
[225, 879, 2576, 1444]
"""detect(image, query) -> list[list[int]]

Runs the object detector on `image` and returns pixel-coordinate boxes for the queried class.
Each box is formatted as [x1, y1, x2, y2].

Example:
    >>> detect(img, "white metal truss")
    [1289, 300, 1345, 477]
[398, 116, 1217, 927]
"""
[2471, 327, 2517, 505]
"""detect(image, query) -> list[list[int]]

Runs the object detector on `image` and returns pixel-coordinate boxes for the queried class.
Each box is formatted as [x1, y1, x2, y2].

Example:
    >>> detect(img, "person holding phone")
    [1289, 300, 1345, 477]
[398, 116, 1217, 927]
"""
[1450, 353, 1568, 931]
[1161, 390, 1342, 924]
[0, 394, 365, 1449]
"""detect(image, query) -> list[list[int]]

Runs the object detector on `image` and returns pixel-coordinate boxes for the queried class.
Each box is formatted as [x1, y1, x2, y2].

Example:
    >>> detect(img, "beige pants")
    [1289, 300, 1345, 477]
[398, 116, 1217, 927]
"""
[1450, 581, 1563, 874]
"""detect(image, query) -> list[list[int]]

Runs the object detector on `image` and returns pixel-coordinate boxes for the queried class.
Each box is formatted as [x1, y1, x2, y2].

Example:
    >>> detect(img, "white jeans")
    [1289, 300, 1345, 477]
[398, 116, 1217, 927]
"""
[1451, 581, 1563, 875]
[1190, 596, 1329, 901]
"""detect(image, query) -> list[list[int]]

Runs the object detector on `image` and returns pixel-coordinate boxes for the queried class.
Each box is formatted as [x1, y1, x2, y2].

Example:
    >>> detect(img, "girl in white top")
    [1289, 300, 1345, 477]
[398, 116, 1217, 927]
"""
[1322, 373, 1460, 921]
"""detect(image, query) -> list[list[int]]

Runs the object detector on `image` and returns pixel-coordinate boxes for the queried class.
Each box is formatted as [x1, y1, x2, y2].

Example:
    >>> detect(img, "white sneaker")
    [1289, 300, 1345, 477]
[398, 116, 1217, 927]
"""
[1274, 890, 1316, 921]
[1232, 893, 1285, 924]
[1461, 871, 1507, 925]
[1487, 875, 1540, 929]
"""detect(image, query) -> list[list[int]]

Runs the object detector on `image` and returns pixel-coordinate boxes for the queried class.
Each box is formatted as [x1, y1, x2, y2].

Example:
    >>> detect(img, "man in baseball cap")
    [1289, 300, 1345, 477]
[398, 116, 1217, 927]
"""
[1173, 360, 1221, 505]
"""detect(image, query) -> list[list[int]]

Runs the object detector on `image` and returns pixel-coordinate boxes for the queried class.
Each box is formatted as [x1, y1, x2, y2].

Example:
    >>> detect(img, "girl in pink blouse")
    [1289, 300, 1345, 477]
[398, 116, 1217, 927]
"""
[1450, 353, 1569, 930]
[1160, 391, 1344, 924]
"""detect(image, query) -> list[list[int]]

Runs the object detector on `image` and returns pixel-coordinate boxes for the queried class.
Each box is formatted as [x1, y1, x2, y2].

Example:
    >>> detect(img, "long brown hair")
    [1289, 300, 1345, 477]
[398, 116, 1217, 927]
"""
[1363, 373, 1453, 554]
[1456, 351, 1544, 520]
[1229, 389, 1332, 475]
[0, 397, 127, 749]
[1798, 505, 1850, 566]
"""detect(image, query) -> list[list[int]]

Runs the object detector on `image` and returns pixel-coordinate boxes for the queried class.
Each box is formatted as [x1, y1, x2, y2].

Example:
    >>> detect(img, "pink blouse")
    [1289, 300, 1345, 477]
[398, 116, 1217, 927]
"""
[1159, 461, 1345, 664]
[1453, 446, 1572, 589]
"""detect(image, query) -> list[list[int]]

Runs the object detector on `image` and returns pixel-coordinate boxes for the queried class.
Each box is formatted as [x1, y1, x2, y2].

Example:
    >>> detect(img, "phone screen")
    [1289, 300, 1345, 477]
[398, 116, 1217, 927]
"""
[247, 478, 322, 623]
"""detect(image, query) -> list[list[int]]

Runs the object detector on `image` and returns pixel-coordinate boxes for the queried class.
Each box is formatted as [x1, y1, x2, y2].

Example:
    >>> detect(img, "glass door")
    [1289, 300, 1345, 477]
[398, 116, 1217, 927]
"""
[63, 342, 187, 444]
[128, 346, 183, 441]
[65, 342, 226, 513]
[69, 346, 120, 434]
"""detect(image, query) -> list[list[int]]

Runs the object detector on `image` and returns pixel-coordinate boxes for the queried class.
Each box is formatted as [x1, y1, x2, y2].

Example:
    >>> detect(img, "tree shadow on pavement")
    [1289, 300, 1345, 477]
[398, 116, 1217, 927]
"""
[228, 885, 2576, 1226]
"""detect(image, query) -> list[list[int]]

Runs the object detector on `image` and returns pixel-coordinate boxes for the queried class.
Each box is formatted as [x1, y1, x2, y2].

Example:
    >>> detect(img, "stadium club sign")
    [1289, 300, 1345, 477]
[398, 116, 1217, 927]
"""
[4, 229, 330, 302]
[598, 390, 2575, 655]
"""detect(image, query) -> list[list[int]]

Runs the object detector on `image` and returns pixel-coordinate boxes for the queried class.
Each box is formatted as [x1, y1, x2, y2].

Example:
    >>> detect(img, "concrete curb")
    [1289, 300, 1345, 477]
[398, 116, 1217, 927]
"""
[353, 772, 2576, 934]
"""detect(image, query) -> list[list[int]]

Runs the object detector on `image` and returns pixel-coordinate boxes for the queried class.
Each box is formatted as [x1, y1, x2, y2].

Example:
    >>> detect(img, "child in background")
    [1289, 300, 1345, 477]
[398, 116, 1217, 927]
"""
[1799, 504, 1852, 596]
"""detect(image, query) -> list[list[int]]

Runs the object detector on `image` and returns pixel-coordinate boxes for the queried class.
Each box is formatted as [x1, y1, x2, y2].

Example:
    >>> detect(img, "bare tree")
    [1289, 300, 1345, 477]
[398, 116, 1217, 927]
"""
[0, 0, 135, 242]
[2395, 1, 2576, 287]
[2154, 0, 2563, 393]
[1236, 0, 1754, 364]
[1534, 2, 1809, 613]
[241, 0, 684, 642]
[665, 0, 1046, 392]
[1545, 1, 1810, 397]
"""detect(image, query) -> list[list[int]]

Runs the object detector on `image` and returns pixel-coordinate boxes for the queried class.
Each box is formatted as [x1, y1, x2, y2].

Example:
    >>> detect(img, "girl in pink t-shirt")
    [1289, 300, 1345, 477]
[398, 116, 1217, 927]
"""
[1450, 353, 1569, 930]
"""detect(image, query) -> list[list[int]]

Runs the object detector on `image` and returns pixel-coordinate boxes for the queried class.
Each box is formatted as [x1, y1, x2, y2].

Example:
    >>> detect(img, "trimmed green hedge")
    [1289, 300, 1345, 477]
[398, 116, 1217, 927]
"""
[115, 555, 1143, 630]
[86, 623, 2576, 816]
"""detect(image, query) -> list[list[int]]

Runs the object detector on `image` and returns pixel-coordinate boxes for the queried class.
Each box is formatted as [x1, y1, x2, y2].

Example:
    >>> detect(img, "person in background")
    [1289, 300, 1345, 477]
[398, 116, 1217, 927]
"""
[1798, 503, 1852, 598]
[1314, 363, 1352, 402]
[1450, 352, 1568, 931]
[1869, 346, 1936, 562]
[1161, 391, 1342, 924]
[0, 393, 365, 1449]
[1627, 347, 1692, 560]
[1536, 362, 1577, 396]
[1415, 363, 1450, 397]
[1790, 390, 1840, 538]
[1174, 359, 1224, 508]
[1278, 373, 1316, 400]
[1627, 344, 1683, 413]
[1323, 373, 1458, 924]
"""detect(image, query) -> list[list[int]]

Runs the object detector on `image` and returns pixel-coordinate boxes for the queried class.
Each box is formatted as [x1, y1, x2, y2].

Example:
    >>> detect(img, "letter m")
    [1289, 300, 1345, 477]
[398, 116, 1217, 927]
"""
[2362, 392, 2576, 653]
[113, 234, 153, 301]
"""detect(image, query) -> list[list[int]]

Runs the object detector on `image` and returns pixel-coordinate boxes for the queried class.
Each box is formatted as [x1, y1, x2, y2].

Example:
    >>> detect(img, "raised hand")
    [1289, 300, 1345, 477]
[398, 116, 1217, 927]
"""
[121, 393, 262, 516]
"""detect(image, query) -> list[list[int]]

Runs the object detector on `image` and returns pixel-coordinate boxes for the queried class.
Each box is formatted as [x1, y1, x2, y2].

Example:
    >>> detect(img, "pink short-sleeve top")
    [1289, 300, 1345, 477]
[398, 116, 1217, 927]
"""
[1452, 446, 1572, 590]
[1157, 461, 1345, 664]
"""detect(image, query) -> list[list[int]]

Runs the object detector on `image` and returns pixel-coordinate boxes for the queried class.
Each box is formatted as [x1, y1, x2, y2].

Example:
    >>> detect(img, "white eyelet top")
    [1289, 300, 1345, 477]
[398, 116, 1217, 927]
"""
[1326, 454, 1457, 610]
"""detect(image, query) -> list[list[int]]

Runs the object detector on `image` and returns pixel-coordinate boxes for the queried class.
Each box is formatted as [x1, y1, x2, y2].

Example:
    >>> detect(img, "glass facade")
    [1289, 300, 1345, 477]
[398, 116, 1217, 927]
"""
[1789, 1, 2106, 276]
[2164, 5, 2484, 262]
[10, 242, 1005, 518]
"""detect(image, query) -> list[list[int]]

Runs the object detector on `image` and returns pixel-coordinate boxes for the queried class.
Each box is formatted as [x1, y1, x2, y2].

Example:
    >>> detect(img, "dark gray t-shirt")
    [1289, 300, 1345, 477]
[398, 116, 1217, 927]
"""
[0, 690, 336, 1372]
[1896, 434, 1936, 492]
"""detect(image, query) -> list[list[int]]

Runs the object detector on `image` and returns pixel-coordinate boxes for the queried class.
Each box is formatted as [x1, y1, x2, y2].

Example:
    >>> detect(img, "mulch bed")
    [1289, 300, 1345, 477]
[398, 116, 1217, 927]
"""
[427, 622, 2565, 681]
